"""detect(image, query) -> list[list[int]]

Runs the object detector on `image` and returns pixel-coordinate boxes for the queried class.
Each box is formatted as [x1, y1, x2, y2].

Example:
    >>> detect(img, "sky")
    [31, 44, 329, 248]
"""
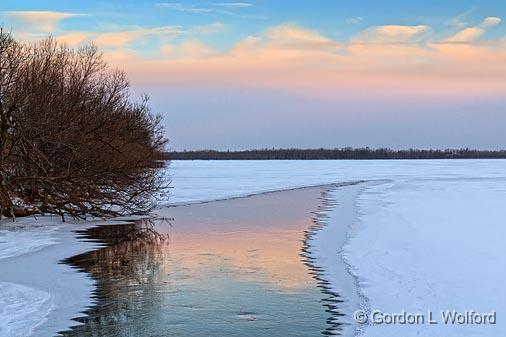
[1, 1, 506, 150]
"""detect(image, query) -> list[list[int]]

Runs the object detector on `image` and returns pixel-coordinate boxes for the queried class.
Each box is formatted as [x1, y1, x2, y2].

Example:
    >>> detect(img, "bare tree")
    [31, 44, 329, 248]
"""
[0, 28, 26, 218]
[0, 31, 169, 220]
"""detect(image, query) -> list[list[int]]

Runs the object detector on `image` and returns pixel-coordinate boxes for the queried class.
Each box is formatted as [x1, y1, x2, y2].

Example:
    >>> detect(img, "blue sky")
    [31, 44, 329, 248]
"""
[1, 1, 506, 150]
[3, 0, 505, 47]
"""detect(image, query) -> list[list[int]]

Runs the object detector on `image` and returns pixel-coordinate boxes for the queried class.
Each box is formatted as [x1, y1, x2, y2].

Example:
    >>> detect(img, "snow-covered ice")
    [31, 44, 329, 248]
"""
[0, 220, 60, 261]
[0, 218, 99, 337]
[344, 177, 506, 336]
[305, 183, 366, 337]
[0, 282, 52, 337]
[165, 159, 506, 204]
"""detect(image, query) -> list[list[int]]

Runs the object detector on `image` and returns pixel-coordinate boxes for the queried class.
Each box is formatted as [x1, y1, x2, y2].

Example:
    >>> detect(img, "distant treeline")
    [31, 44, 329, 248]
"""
[163, 148, 506, 160]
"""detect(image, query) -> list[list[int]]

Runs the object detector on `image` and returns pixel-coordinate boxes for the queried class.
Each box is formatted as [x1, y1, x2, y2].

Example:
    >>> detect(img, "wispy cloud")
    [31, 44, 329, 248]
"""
[2, 10, 81, 32]
[179, 40, 219, 58]
[155, 3, 213, 14]
[346, 17, 364, 25]
[444, 16, 502, 42]
[264, 24, 338, 49]
[55, 23, 226, 49]
[229, 24, 342, 62]
[353, 25, 430, 43]
[215, 2, 253, 8]
[57, 25, 183, 48]
[190, 22, 228, 34]
[155, 2, 259, 18]
[445, 10, 472, 30]
[95, 26, 182, 47]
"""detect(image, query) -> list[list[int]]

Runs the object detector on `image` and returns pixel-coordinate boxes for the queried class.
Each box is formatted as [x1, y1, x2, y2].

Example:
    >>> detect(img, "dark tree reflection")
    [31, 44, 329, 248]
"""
[60, 219, 171, 336]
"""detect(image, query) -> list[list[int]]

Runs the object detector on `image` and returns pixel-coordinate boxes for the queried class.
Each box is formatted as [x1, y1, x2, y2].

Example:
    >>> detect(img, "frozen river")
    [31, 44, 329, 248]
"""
[1, 159, 506, 336]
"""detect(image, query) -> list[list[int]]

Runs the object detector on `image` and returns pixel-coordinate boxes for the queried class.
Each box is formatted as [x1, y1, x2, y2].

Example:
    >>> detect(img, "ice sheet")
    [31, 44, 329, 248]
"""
[165, 159, 506, 204]
[343, 177, 506, 336]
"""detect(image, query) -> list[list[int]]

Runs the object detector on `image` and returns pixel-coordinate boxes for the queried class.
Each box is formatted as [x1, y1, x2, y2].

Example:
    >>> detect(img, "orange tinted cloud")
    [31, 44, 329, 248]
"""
[24, 19, 502, 99]
[106, 21, 505, 100]
[352, 25, 430, 43]
[444, 16, 502, 42]
[57, 26, 182, 48]
[3, 11, 80, 32]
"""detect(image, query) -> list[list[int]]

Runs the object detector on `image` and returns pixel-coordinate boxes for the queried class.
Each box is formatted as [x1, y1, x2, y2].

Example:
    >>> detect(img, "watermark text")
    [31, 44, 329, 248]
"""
[354, 309, 497, 325]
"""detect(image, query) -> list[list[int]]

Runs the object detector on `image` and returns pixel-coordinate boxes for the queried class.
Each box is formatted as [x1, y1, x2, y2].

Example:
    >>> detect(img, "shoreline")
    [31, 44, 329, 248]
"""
[161, 181, 366, 207]
[0, 219, 99, 337]
[302, 182, 368, 337]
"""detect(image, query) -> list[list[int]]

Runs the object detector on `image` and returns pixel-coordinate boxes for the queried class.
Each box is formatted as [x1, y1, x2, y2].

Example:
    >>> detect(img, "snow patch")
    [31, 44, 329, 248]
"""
[0, 282, 53, 337]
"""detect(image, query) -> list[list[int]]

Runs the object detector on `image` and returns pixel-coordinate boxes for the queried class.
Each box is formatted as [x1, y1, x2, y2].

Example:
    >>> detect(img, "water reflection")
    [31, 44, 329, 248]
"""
[61, 187, 344, 336]
[61, 220, 171, 335]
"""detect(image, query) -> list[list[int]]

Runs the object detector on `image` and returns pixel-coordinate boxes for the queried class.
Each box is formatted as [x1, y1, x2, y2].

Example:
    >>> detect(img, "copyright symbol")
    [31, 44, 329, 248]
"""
[354, 310, 368, 324]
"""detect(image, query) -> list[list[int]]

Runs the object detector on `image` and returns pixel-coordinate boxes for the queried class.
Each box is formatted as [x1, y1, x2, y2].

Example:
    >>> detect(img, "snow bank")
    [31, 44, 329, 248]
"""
[305, 183, 366, 337]
[344, 178, 506, 336]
